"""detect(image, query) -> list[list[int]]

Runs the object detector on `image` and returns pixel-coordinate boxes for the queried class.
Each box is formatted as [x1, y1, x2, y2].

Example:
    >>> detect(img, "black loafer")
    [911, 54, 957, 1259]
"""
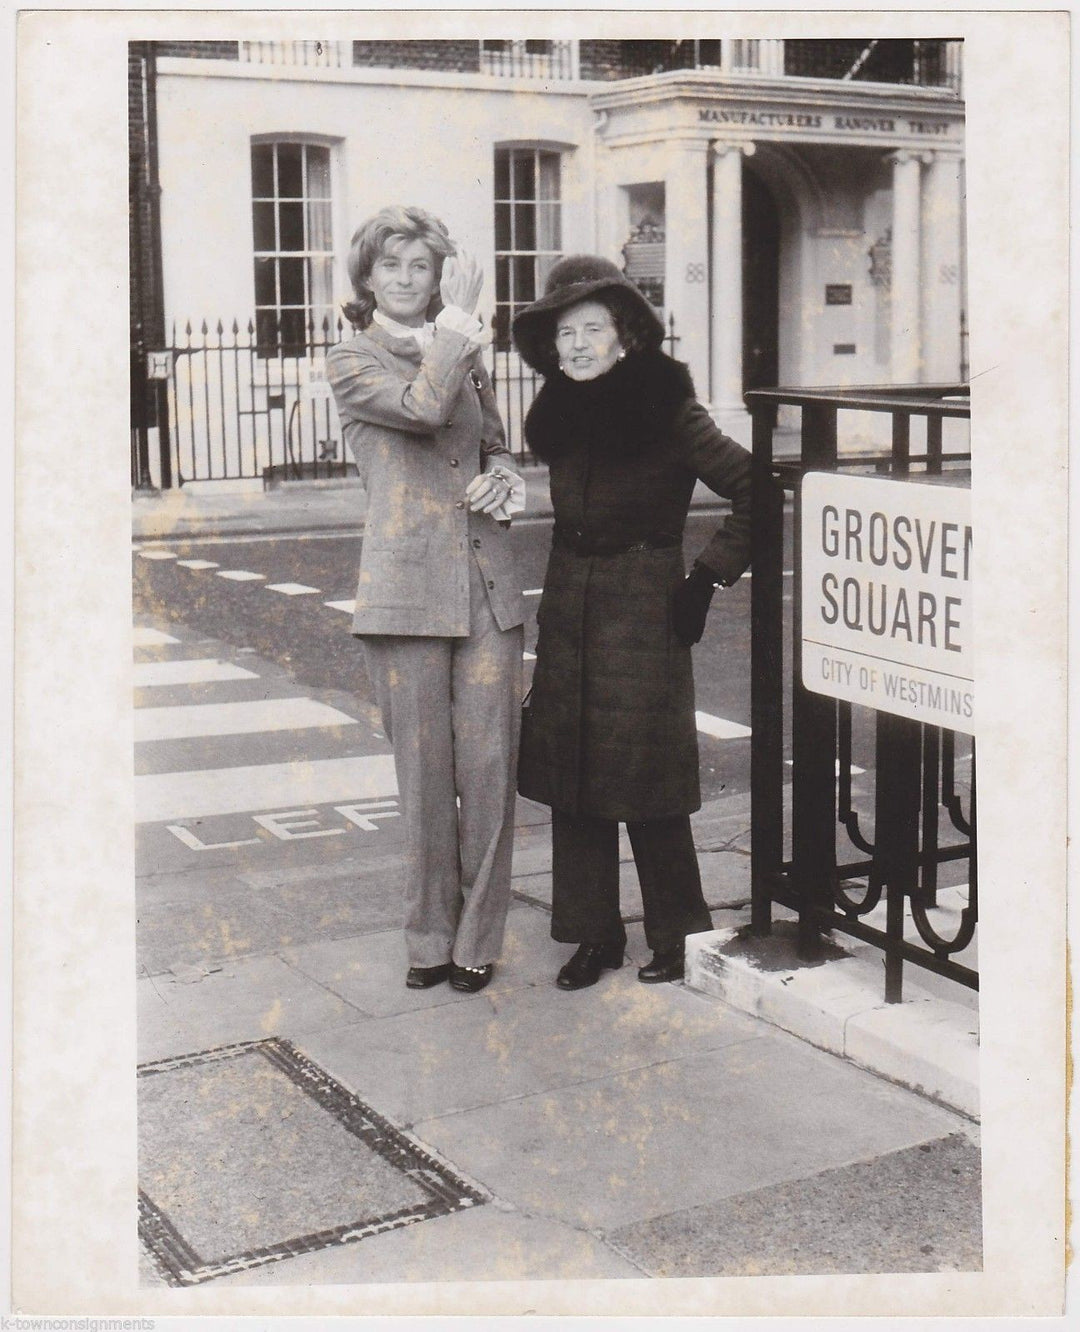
[406, 963, 452, 989]
[556, 942, 624, 990]
[449, 963, 494, 993]
[637, 947, 685, 983]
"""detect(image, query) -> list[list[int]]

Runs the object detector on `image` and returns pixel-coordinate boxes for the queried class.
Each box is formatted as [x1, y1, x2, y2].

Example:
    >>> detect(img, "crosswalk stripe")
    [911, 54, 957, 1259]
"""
[324, 599, 356, 613]
[176, 558, 220, 570]
[134, 698, 358, 742]
[137, 549, 177, 561]
[216, 570, 265, 582]
[134, 659, 259, 688]
[523, 588, 543, 596]
[135, 754, 398, 822]
[695, 711, 752, 740]
[133, 627, 180, 648]
[267, 582, 321, 596]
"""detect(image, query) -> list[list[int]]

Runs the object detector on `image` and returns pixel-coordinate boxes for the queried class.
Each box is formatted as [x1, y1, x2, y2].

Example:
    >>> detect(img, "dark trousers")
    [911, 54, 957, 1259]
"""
[550, 811, 713, 955]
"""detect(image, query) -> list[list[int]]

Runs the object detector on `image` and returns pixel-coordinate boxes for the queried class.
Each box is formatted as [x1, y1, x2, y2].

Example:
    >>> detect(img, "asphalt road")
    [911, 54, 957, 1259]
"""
[132, 511, 788, 803]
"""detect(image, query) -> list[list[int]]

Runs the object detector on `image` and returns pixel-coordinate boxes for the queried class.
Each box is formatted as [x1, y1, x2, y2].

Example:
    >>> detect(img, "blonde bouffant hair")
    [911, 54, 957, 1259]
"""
[342, 204, 455, 329]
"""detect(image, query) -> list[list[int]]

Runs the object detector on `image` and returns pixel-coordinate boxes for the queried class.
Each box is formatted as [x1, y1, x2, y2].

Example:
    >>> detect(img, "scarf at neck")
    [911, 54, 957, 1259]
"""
[523, 350, 696, 464]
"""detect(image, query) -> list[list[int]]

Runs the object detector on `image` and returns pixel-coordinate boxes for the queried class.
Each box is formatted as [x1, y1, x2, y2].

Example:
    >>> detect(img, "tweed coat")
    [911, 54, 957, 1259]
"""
[327, 322, 524, 637]
[518, 353, 756, 822]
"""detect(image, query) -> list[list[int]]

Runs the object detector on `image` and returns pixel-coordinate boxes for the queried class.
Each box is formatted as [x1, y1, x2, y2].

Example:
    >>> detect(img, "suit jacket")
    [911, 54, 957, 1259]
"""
[327, 322, 525, 637]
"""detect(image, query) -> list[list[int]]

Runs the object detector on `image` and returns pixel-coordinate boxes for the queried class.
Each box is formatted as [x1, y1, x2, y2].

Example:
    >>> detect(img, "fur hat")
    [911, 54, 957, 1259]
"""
[511, 254, 664, 374]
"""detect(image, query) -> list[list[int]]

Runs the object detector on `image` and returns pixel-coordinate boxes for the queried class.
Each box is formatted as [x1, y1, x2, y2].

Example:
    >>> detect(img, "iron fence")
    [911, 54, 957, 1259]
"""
[132, 311, 680, 486]
[747, 383, 975, 1002]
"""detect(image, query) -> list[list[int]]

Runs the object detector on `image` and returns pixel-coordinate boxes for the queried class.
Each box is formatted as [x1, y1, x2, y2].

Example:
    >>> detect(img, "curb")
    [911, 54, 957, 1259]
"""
[685, 923, 980, 1119]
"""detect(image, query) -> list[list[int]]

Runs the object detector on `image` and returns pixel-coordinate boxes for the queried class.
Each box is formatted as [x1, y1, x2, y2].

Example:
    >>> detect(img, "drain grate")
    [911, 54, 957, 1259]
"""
[138, 1037, 485, 1286]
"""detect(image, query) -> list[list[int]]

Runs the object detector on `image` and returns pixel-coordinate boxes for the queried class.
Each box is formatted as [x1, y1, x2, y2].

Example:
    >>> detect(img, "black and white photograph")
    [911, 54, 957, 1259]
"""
[11, 7, 1070, 1322]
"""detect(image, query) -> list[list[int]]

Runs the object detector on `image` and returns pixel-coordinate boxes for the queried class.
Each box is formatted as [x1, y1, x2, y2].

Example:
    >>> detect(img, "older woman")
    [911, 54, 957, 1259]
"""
[328, 205, 525, 994]
[514, 255, 775, 990]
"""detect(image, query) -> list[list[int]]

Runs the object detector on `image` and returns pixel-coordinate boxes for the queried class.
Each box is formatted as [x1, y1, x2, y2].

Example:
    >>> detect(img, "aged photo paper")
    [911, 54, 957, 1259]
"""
[12, 5, 1070, 1321]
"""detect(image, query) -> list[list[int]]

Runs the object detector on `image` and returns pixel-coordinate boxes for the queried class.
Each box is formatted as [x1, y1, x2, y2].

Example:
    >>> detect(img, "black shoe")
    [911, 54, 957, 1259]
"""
[556, 942, 625, 990]
[449, 963, 494, 993]
[637, 947, 685, 983]
[406, 963, 452, 989]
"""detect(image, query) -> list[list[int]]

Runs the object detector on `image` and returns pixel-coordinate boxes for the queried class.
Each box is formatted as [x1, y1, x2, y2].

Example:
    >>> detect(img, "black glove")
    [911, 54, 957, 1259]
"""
[671, 564, 721, 646]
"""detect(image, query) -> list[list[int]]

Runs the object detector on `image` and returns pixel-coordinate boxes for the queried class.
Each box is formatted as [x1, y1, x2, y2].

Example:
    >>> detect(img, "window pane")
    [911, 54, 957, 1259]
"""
[524, 39, 551, 55]
[538, 152, 561, 201]
[277, 143, 303, 198]
[309, 255, 333, 308]
[493, 304, 512, 349]
[494, 150, 510, 200]
[254, 257, 277, 305]
[279, 201, 305, 251]
[279, 257, 306, 305]
[252, 201, 276, 252]
[514, 203, 537, 251]
[537, 202, 561, 250]
[305, 144, 331, 199]
[306, 200, 332, 252]
[251, 144, 275, 197]
[495, 255, 510, 304]
[512, 255, 535, 303]
[279, 308, 307, 352]
[536, 252, 560, 293]
[255, 308, 279, 353]
[512, 151, 535, 200]
[495, 202, 511, 251]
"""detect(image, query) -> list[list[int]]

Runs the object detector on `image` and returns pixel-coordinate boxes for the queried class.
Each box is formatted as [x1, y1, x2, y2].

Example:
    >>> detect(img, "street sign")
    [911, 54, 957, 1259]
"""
[800, 472, 973, 733]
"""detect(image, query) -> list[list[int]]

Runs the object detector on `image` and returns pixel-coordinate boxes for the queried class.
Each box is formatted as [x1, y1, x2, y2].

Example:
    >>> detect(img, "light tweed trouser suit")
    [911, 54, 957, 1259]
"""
[363, 553, 523, 970]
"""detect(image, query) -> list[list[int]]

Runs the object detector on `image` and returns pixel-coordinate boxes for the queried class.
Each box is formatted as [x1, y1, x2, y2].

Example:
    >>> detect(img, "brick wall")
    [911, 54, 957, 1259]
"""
[351, 40, 481, 73]
[128, 44, 162, 345]
[154, 39, 239, 60]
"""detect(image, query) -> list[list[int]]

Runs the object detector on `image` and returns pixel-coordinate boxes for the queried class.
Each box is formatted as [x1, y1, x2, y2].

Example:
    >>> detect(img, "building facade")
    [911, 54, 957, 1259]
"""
[129, 37, 966, 486]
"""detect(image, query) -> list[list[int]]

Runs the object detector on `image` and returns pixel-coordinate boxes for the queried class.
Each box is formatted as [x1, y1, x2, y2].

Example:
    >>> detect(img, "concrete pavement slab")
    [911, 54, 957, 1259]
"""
[210, 1201, 644, 1285]
[412, 1030, 971, 1233]
[137, 954, 360, 1063]
[295, 963, 761, 1127]
[282, 905, 569, 1020]
[137, 859, 409, 975]
[606, 1132, 981, 1277]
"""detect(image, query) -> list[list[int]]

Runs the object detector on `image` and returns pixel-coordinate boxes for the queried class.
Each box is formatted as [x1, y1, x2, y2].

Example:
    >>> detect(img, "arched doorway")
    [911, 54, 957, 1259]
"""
[742, 165, 781, 418]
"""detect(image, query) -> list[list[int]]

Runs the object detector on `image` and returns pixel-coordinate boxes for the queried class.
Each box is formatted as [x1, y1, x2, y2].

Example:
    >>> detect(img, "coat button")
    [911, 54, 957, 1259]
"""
[455, 500, 465, 509]
[472, 538, 481, 548]
[487, 580, 495, 590]
[449, 458, 459, 467]
[444, 420, 453, 428]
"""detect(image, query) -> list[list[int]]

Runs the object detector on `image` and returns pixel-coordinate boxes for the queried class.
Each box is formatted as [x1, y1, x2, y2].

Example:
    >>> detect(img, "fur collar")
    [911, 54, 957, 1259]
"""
[524, 351, 695, 462]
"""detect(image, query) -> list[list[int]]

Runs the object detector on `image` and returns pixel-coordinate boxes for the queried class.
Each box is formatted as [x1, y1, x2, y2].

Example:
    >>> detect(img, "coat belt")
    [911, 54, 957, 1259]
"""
[552, 526, 681, 557]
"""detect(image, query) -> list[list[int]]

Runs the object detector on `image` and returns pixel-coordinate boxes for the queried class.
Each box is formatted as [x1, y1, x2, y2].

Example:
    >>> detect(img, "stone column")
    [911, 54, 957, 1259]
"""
[920, 151, 964, 382]
[887, 149, 924, 384]
[663, 138, 711, 396]
[710, 139, 755, 419]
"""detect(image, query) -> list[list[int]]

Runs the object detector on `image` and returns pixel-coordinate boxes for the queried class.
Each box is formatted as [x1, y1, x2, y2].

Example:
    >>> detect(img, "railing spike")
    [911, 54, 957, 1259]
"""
[185, 319, 192, 337]
[201, 319, 208, 335]
[247, 318, 255, 335]
[216, 319, 224, 335]
[232, 318, 239, 334]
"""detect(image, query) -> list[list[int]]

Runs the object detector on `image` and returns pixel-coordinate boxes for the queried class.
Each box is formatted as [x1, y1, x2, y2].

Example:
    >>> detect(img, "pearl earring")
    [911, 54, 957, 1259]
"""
[617, 349, 627, 361]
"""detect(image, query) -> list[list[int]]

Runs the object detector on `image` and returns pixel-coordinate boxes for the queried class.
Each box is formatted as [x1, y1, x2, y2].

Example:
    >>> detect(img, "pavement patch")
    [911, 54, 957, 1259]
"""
[606, 1132, 981, 1276]
[138, 1037, 485, 1285]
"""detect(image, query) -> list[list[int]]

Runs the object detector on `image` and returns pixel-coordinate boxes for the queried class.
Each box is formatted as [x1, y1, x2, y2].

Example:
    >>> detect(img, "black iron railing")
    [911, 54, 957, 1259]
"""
[748, 383, 974, 1002]
[132, 312, 681, 486]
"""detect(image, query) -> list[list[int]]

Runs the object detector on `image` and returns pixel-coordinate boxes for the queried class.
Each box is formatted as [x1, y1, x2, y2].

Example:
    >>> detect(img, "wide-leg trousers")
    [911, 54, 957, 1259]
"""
[550, 810, 713, 955]
[362, 558, 523, 969]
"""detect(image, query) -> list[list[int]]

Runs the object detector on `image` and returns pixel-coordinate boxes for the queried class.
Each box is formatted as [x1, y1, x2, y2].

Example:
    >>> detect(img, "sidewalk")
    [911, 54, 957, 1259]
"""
[131, 463, 735, 543]
[134, 616, 982, 1296]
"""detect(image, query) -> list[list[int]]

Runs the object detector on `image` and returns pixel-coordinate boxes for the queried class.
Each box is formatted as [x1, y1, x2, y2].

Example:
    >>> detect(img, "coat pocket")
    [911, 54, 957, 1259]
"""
[356, 535, 429, 609]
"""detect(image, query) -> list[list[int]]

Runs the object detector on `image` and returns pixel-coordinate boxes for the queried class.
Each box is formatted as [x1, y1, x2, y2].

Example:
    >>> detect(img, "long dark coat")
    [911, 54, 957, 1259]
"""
[518, 352, 755, 822]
